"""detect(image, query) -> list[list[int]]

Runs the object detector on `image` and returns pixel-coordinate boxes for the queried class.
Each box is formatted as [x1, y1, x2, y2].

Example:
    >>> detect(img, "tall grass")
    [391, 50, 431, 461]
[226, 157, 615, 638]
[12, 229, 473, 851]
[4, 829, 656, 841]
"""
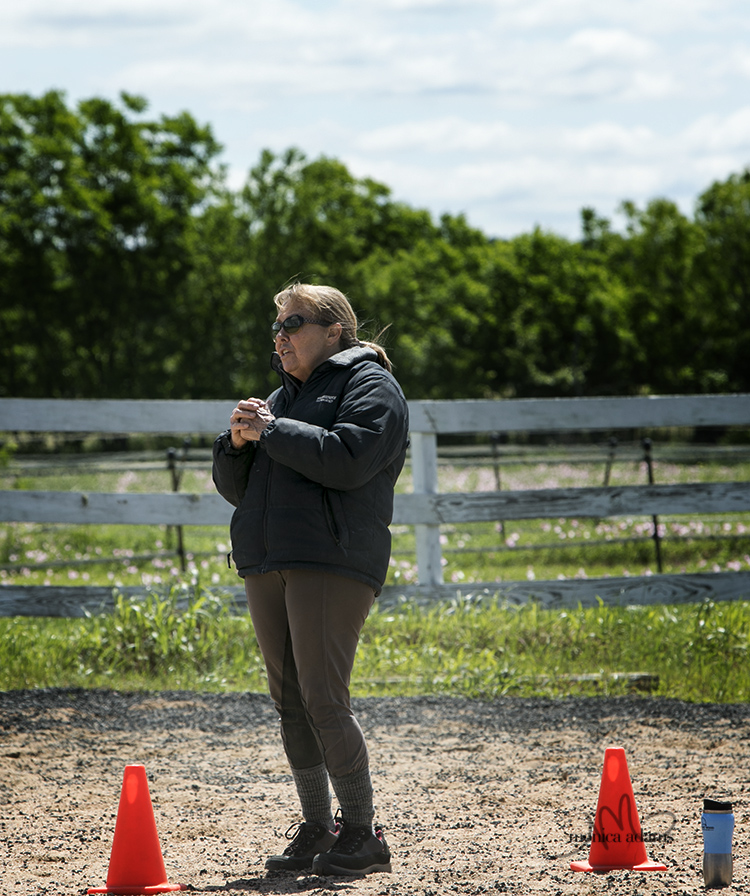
[0, 589, 266, 692]
[359, 595, 750, 702]
[1, 587, 748, 702]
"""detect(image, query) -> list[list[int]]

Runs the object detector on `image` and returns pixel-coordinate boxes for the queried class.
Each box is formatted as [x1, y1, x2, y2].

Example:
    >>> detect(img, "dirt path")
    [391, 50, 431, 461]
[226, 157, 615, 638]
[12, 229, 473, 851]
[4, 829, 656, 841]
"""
[1, 690, 747, 896]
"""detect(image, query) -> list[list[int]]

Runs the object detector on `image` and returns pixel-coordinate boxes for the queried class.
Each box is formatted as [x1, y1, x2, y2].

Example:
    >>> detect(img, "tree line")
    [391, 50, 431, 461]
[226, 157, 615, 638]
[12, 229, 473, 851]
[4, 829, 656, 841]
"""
[2, 90, 749, 402]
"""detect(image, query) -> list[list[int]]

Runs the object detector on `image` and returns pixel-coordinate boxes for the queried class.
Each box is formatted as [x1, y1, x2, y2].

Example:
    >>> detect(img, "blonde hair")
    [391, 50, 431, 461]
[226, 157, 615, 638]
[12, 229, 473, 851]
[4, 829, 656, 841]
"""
[273, 283, 393, 372]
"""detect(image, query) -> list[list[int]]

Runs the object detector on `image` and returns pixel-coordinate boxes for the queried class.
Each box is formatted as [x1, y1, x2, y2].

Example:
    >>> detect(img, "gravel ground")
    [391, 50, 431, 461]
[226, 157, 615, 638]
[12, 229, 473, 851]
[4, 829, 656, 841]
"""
[0, 689, 748, 896]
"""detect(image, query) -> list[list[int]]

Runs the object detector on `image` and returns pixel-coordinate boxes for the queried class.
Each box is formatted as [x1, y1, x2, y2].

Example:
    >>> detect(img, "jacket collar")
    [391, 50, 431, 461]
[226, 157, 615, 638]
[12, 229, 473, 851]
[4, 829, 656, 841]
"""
[270, 345, 379, 382]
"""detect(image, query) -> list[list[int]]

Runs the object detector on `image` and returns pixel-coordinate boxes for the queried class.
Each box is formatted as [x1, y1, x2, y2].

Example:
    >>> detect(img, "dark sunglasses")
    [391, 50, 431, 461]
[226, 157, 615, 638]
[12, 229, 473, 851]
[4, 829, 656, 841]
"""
[271, 313, 328, 339]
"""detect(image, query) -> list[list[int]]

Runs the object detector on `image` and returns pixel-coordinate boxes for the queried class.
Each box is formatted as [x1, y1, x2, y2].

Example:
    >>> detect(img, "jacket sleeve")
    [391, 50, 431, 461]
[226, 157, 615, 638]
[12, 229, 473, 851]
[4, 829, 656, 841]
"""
[211, 430, 256, 507]
[260, 369, 409, 491]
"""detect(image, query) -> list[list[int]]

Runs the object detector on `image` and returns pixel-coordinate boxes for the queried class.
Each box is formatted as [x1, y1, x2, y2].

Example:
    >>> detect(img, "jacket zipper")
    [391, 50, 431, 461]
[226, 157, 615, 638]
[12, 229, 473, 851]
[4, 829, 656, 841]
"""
[323, 490, 342, 547]
[259, 456, 274, 573]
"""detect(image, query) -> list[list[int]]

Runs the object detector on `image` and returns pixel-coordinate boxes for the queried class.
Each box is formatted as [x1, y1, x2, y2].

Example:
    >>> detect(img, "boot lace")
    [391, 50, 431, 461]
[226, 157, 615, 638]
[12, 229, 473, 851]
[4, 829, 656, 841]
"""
[283, 822, 323, 856]
[335, 822, 371, 855]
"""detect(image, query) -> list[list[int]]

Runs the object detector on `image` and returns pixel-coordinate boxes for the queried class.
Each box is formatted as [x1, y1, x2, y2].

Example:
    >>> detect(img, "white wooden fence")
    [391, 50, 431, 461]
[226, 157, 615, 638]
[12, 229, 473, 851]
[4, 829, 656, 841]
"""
[1, 395, 750, 616]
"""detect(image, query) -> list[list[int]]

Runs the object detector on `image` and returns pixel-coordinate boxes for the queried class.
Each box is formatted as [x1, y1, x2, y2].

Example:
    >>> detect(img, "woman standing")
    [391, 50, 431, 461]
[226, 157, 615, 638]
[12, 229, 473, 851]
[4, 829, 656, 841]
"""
[212, 283, 409, 876]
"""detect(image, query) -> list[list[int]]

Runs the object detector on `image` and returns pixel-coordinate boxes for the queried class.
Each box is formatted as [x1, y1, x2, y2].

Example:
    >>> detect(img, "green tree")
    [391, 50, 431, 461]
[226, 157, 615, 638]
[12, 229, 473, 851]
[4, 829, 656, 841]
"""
[171, 194, 252, 398]
[232, 149, 439, 395]
[0, 90, 224, 398]
[5, 90, 749, 404]
[693, 169, 750, 392]
[351, 221, 495, 399]
[607, 198, 703, 394]
[481, 228, 636, 397]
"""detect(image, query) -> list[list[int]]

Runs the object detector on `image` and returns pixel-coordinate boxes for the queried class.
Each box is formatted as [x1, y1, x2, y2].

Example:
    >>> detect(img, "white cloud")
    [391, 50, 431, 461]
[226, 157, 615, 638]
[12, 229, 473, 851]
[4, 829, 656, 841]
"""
[355, 117, 660, 160]
[566, 27, 654, 61]
[343, 103, 750, 236]
[344, 148, 672, 237]
[354, 118, 516, 153]
[0, 0, 328, 48]
[684, 107, 750, 152]
[559, 122, 656, 155]
[488, 0, 725, 34]
[1, 0, 750, 237]
[0, 0, 198, 46]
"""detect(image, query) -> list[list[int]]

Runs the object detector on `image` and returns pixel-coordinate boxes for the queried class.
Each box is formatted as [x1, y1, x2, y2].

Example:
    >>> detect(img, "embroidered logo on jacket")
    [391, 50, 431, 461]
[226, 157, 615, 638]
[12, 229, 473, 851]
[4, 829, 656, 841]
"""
[316, 395, 338, 403]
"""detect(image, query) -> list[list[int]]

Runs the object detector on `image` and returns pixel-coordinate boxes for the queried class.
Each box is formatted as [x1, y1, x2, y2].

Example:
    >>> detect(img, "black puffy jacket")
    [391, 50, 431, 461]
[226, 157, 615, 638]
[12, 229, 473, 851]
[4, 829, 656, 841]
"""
[212, 347, 409, 593]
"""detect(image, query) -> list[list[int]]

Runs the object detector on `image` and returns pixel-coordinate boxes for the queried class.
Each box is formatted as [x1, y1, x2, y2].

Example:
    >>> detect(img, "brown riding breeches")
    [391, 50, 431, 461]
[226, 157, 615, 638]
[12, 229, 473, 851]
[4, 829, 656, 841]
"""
[244, 569, 376, 778]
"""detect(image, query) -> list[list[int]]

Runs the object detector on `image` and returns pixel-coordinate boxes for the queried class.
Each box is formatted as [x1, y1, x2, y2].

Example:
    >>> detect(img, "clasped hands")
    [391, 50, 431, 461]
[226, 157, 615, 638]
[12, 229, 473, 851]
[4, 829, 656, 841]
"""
[230, 398, 275, 447]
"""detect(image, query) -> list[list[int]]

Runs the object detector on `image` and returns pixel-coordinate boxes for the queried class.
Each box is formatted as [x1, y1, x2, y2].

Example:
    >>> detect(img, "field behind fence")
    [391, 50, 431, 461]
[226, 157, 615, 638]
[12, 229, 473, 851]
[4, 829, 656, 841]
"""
[1, 395, 750, 618]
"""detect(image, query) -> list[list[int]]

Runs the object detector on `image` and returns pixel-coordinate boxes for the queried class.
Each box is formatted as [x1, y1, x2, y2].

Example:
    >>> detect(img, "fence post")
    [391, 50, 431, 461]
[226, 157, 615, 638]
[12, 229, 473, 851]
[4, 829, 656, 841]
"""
[642, 437, 663, 573]
[490, 432, 505, 537]
[411, 430, 443, 585]
[603, 436, 618, 486]
[166, 440, 190, 572]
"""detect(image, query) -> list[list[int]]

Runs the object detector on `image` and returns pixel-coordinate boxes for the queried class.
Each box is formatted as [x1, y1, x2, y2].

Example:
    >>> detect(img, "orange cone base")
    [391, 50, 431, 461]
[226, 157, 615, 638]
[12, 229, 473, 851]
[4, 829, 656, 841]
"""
[87, 885, 186, 895]
[570, 859, 667, 873]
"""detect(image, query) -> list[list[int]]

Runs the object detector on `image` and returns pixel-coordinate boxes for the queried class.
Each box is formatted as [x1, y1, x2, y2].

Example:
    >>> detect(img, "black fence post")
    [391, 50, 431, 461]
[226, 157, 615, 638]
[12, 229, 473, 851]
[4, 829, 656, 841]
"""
[603, 436, 618, 486]
[490, 432, 505, 538]
[166, 439, 190, 572]
[642, 437, 663, 573]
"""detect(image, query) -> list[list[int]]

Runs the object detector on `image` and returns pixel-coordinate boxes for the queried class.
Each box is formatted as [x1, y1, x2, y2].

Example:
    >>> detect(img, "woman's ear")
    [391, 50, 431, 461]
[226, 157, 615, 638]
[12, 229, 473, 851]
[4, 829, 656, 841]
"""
[327, 322, 343, 343]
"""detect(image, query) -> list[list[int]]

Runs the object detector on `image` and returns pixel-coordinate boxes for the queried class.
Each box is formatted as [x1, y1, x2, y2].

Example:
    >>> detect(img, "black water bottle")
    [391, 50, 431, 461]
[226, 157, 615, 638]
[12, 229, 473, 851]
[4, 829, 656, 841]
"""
[702, 798, 734, 888]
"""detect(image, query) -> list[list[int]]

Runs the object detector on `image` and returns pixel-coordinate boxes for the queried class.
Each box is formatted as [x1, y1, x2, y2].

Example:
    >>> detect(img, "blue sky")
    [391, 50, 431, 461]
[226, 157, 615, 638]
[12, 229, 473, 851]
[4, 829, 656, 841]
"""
[2, 0, 750, 239]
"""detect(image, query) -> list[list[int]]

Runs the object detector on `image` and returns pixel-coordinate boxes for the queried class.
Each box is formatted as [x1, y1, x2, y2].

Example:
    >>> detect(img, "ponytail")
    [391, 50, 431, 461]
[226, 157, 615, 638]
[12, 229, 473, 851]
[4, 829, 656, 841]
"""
[358, 339, 392, 372]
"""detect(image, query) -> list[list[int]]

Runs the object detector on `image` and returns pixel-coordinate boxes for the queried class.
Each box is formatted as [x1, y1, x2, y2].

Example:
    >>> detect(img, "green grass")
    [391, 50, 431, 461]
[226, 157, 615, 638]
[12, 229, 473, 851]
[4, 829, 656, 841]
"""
[0, 589, 266, 692]
[2, 444, 750, 701]
[358, 594, 750, 702]
[1, 587, 749, 702]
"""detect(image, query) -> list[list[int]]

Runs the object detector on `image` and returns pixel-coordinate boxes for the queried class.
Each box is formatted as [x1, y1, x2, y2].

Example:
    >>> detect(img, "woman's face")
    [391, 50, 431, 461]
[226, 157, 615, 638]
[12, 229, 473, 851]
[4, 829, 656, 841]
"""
[273, 301, 342, 382]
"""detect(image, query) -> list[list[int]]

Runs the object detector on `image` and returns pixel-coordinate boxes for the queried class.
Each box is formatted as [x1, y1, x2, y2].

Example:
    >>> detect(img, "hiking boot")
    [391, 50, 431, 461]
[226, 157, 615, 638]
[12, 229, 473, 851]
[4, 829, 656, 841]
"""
[311, 820, 392, 876]
[265, 821, 339, 872]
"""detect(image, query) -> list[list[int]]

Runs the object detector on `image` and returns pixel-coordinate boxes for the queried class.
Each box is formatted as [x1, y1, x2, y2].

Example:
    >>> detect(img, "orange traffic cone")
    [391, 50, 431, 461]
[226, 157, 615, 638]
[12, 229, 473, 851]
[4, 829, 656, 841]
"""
[571, 747, 667, 873]
[88, 764, 186, 894]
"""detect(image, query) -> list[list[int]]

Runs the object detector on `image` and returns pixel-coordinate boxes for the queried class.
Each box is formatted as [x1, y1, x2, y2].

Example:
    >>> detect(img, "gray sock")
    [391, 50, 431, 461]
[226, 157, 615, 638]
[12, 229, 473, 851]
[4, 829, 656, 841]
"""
[291, 763, 335, 830]
[330, 767, 375, 829]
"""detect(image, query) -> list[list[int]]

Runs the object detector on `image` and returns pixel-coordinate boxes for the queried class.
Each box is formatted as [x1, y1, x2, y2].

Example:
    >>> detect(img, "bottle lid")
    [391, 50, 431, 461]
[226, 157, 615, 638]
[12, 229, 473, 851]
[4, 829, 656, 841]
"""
[703, 798, 733, 812]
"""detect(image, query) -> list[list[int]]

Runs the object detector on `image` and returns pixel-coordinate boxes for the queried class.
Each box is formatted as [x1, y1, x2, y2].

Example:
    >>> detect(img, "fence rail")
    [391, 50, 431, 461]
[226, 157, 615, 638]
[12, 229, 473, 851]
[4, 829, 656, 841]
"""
[2, 394, 750, 616]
